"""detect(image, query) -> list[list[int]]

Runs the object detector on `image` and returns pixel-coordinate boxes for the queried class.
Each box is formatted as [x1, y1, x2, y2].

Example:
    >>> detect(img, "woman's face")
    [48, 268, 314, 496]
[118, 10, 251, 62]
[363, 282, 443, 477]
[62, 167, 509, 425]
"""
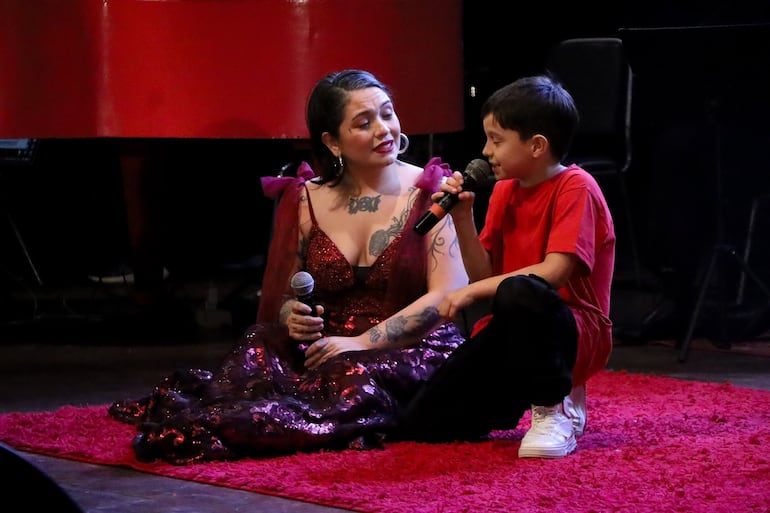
[325, 87, 401, 170]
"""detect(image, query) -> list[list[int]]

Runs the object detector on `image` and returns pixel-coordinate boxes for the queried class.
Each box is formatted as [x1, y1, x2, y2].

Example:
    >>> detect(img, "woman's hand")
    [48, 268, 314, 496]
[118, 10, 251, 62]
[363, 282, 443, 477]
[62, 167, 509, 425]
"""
[286, 300, 325, 341]
[304, 336, 366, 370]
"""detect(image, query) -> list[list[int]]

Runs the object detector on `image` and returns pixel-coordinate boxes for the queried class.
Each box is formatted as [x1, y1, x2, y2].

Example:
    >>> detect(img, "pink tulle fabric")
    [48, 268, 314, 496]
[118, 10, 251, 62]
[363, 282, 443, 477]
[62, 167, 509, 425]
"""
[257, 157, 452, 323]
[101, 157, 465, 465]
[257, 161, 316, 322]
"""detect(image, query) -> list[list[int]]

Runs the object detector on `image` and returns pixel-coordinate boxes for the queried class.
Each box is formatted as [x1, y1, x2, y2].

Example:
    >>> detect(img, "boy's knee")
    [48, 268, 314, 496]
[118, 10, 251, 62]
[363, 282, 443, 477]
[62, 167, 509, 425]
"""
[496, 274, 563, 314]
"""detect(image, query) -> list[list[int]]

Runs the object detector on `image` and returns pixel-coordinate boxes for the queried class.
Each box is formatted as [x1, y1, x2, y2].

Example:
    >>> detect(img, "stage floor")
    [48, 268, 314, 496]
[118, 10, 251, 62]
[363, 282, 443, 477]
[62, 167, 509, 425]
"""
[1, 273, 769, 513]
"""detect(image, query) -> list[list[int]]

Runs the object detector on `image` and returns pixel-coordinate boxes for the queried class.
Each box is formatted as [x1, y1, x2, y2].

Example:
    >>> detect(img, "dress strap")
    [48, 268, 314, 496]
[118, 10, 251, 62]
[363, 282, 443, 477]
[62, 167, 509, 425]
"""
[303, 183, 320, 228]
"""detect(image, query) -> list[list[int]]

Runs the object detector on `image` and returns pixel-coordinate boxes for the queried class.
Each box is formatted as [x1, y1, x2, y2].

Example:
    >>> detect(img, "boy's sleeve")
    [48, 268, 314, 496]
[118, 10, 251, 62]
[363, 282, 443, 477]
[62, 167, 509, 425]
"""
[548, 185, 600, 273]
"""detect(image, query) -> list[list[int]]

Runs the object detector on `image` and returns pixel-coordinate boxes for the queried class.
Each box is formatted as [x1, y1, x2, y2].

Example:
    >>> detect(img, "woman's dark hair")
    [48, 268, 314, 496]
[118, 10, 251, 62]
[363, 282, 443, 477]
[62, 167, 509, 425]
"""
[480, 75, 578, 161]
[306, 69, 392, 184]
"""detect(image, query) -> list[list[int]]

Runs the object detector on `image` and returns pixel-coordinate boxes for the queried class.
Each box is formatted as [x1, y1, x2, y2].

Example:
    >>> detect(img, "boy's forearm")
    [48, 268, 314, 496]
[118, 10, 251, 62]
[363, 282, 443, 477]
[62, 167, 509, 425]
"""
[452, 215, 491, 282]
[463, 249, 493, 283]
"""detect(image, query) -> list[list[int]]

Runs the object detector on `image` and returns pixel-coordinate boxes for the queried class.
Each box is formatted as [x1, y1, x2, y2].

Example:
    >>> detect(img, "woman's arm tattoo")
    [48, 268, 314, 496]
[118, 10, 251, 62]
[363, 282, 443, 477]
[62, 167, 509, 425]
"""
[368, 306, 441, 345]
[427, 216, 461, 270]
[297, 235, 309, 262]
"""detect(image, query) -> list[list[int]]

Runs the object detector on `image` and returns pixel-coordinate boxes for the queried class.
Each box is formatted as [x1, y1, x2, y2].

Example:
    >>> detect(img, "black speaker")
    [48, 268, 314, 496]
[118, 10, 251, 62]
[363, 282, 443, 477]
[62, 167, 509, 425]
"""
[0, 443, 83, 512]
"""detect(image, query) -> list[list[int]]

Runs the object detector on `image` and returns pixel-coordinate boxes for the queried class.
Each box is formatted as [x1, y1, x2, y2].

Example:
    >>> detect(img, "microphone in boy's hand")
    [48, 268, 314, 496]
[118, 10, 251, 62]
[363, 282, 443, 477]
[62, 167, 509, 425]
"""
[413, 158, 494, 236]
[290, 271, 321, 316]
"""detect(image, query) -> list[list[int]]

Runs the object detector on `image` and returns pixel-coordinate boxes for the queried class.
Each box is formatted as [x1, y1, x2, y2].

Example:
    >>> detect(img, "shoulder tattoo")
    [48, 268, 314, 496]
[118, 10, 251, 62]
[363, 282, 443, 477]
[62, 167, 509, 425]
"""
[368, 186, 419, 257]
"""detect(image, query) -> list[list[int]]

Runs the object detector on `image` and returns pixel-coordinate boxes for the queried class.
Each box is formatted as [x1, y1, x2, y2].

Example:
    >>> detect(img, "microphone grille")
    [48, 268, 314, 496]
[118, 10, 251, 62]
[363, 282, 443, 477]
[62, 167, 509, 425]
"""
[290, 271, 314, 296]
[464, 159, 494, 188]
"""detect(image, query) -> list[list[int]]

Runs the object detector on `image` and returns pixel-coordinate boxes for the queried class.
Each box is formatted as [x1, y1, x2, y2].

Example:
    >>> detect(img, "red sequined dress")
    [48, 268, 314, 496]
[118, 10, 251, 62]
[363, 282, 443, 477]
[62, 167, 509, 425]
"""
[108, 158, 466, 465]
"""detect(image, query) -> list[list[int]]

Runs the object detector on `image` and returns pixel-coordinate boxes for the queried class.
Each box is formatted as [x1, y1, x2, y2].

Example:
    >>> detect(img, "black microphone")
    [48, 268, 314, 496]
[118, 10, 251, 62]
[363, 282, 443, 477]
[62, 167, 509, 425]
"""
[413, 159, 494, 235]
[290, 271, 321, 316]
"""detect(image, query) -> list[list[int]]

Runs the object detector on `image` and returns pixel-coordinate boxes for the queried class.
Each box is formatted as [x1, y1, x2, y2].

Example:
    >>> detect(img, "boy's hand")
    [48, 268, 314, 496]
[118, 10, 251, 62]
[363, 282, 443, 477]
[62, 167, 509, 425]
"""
[438, 287, 476, 320]
[433, 171, 475, 217]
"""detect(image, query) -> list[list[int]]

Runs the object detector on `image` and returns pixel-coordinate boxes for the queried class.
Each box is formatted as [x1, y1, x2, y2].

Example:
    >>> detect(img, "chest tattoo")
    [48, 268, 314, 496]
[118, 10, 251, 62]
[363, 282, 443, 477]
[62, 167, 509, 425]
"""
[348, 194, 381, 214]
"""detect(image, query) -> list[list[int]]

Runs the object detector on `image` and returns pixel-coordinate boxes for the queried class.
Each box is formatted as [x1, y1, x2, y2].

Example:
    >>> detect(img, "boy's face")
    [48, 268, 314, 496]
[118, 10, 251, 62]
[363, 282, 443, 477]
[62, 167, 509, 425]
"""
[481, 114, 536, 181]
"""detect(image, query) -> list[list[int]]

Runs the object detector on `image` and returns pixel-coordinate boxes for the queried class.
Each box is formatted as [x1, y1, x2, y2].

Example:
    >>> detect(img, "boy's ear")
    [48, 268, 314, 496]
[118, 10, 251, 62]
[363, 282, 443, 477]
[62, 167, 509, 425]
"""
[530, 134, 549, 157]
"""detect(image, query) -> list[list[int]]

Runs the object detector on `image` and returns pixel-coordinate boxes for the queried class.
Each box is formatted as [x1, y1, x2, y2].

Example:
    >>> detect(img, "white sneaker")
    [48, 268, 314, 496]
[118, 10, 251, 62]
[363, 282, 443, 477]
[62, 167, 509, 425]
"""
[563, 384, 587, 436]
[518, 403, 576, 458]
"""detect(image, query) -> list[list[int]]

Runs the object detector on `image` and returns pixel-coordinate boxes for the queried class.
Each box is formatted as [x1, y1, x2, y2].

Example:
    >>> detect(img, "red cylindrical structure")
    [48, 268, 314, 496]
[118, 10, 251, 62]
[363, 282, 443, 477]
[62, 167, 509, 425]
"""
[0, 0, 464, 138]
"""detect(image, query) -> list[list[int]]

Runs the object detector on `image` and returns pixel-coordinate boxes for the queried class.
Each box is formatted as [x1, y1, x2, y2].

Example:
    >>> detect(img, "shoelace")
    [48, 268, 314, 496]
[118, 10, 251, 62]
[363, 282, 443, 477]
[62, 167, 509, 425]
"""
[530, 406, 562, 432]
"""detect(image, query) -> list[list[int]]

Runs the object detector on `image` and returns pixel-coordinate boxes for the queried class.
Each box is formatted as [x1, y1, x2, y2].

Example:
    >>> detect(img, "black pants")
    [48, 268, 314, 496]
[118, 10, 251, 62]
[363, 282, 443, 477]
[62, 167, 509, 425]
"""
[397, 274, 578, 442]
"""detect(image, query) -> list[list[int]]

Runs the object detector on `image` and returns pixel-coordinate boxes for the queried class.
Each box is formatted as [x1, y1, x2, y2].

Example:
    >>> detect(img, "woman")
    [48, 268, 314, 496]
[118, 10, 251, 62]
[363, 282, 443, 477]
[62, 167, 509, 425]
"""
[109, 69, 469, 465]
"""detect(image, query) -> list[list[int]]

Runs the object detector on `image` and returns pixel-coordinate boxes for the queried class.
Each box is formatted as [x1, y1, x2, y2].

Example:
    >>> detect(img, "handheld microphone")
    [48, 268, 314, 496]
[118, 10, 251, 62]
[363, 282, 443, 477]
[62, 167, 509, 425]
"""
[413, 159, 494, 236]
[290, 271, 321, 316]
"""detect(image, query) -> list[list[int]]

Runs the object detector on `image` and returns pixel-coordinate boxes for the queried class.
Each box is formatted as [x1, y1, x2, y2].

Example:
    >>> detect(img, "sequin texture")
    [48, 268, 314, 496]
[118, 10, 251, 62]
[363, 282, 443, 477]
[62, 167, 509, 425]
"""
[108, 165, 465, 465]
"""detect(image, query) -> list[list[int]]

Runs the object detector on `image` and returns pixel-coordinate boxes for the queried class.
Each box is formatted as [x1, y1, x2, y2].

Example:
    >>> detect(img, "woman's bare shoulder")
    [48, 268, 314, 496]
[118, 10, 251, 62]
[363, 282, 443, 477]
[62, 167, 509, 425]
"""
[397, 160, 425, 184]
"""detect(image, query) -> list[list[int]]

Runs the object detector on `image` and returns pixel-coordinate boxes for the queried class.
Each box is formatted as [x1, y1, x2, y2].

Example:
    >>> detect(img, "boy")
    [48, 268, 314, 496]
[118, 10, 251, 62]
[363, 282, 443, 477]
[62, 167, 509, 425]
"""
[399, 75, 615, 458]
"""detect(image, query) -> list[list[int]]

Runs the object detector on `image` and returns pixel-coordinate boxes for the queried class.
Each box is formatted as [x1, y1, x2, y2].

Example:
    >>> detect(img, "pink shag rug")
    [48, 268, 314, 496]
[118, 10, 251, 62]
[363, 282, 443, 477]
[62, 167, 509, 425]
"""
[1, 370, 769, 513]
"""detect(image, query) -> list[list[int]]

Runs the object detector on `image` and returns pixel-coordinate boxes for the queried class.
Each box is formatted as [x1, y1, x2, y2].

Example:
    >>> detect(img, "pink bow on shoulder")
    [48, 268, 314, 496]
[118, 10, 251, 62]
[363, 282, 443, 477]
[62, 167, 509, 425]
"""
[415, 156, 452, 193]
[260, 161, 316, 199]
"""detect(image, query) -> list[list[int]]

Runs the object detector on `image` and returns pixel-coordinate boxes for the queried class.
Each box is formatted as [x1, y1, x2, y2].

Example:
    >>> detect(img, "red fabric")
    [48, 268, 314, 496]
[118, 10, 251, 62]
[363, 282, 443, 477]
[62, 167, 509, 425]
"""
[256, 158, 452, 324]
[0, 0, 463, 138]
[474, 166, 615, 385]
[257, 162, 316, 323]
[2, 370, 770, 513]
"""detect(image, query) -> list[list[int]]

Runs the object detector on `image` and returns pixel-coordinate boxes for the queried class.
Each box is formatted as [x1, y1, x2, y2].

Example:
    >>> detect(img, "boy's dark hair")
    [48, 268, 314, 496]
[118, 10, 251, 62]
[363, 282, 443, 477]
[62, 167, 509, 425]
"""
[480, 75, 578, 161]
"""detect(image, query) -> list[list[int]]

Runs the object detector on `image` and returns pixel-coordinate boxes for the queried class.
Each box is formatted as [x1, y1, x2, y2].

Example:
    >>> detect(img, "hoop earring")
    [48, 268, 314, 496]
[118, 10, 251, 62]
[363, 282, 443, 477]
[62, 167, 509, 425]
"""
[398, 133, 410, 155]
[336, 155, 344, 176]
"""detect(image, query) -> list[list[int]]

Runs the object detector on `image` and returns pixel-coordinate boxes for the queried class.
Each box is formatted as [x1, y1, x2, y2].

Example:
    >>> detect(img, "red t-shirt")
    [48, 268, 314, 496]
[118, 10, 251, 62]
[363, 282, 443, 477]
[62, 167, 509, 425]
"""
[473, 165, 616, 385]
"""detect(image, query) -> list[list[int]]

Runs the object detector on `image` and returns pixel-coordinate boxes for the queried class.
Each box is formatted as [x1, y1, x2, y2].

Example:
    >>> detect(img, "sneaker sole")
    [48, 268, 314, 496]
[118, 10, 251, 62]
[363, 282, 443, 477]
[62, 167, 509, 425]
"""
[518, 438, 577, 458]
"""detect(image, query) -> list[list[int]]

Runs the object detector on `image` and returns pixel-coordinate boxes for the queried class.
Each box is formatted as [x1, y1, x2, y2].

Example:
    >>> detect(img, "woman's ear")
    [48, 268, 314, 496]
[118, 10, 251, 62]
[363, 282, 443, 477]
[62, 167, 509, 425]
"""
[321, 132, 340, 157]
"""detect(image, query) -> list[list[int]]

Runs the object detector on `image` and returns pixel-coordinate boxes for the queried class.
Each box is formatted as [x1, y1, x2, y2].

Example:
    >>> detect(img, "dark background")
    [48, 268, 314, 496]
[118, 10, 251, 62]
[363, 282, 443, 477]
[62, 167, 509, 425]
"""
[2, 1, 770, 338]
